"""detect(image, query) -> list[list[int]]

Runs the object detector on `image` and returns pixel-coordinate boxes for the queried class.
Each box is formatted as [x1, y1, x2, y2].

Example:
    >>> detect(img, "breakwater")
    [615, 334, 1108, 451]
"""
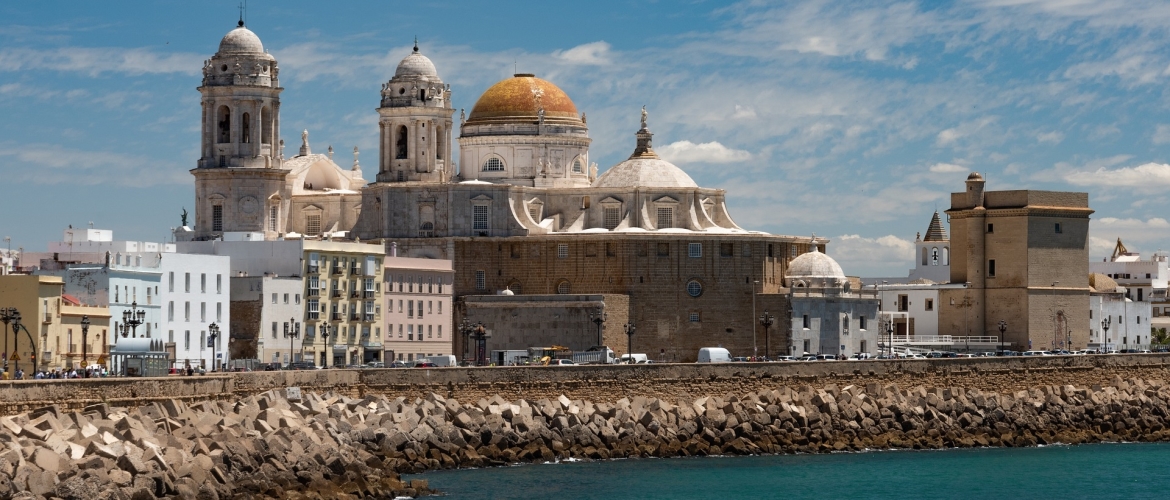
[3, 365, 1170, 497]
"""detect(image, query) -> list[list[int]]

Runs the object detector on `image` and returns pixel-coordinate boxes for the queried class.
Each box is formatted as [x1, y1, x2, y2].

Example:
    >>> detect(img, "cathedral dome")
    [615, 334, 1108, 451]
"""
[218, 23, 265, 55]
[594, 158, 697, 189]
[395, 47, 438, 78]
[786, 245, 845, 280]
[466, 74, 582, 125]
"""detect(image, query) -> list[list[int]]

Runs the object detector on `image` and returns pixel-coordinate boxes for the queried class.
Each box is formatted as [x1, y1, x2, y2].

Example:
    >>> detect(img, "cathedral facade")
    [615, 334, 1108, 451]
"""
[191, 24, 819, 360]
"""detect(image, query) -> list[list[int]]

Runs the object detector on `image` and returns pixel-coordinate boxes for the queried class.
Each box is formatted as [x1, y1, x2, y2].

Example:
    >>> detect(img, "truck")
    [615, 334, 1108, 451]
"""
[697, 347, 732, 363]
[422, 355, 458, 367]
[528, 346, 573, 365]
[571, 346, 616, 365]
[491, 350, 531, 366]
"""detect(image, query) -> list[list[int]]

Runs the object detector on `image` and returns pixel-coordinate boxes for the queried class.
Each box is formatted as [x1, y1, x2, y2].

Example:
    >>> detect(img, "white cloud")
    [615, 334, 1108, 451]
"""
[1064, 162, 1170, 188]
[1153, 124, 1170, 145]
[1037, 131, 1063, 144]
[553, 41, 611, 66]
[0, 143, 188, 187]
[0, 47, 202, 76]
[1090, 217, 1170, 259]
[828, 234, 915, 277]
[657, 141, 752, 164]
[929, 162, 967, 173]
[935, 117, 996, 147]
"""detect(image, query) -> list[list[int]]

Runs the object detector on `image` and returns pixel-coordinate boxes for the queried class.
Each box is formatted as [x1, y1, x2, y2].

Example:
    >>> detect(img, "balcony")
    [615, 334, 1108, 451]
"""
[350, 290, 360, 299]
[308, 265, 319, 274]
[331, 290, 342, 299]
[307, 312, 320, 320]
[349, 313, 360, 321]
[363, 290, 376, 299]
[350, 266, 360, 275]
[330, 312, 342, 321]
[307, 289, 319, 297]
[363, 313, 375, 322]
[332, 266, 343, 275]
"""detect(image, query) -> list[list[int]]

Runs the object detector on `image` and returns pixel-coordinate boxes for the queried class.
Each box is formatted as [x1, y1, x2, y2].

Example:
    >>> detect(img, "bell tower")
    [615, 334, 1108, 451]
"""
[191, 21, 289, 240]
[375, 42, 454, 184]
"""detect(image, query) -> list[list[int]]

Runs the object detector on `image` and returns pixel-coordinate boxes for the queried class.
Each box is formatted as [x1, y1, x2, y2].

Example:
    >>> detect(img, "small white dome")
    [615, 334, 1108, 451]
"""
[395, 50, 438, 78]
[786, 246, 845, 280]
[594, 158, 698, 189]
[218, 24, 265, 54]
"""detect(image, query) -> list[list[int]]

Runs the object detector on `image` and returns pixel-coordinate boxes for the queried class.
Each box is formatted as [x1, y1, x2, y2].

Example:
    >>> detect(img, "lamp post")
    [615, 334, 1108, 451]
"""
[1101, 317, 1111, 354]
[625, 321, 636, 365]
[886, 319, 895, 358]
[589, 309, 606, 348]
[320, 322, 331, 367]
[459, 318, 471, 366]
[207, 322, 220, 371]
[284, 318, 300, 368]
[758, 310, 774, 360]
[80, 315, 90, 376]
[1066, 328, 1072, 353]
[998, 320, 1007, 356]
[10, 310, 21, 373]
[1051, 281, 1059, 351]
[0, 307, 16, 374]
[120, 301, 145, 338]
[472, 323, 487, 366]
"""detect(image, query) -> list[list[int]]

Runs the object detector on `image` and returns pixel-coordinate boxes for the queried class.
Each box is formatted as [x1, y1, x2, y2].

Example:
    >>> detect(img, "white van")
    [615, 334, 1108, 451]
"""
[697, 347, 732, 363]
[423, 355, 458, 367]
[617, 353, 649, 364]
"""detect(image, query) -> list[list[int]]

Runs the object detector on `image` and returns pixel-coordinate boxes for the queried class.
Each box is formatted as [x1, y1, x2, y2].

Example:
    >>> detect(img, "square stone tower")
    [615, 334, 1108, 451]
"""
[940, 173, 1093, 351]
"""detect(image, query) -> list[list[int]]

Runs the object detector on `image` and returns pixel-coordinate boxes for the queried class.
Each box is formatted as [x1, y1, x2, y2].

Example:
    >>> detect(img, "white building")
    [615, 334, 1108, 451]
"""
[907, 212, 951, 283]
[1090, 239, 1168, 332]
[31, 228, 231, 370]
[382, 249, 454, 363]
[230, 276, 304, 366]
[1089, 273, 1151, 350]
[785, 242, 880, 357]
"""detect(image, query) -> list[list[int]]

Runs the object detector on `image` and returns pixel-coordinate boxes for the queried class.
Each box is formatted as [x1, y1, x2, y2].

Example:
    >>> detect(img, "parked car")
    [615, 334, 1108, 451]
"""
[852, 353, 874, 360]
[287, 362, 318, 370]
[1022, 351, 1049, 356]
[775, 356, 798, 362]
[799, 355, 818, 362]
[815, 354, 837, 361]
[365, 361, 386, 368]
[389, 360, 410, 368]
[414, 361, 438, 368]
[548, 359, 576, 366]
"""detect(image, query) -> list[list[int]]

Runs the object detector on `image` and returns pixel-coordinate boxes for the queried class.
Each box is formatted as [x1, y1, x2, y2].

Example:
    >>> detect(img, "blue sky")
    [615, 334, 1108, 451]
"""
[3, 0, 1170, 276]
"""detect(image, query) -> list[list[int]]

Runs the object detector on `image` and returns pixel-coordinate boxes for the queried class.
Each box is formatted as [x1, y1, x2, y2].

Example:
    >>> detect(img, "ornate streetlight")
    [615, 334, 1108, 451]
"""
[120, 301, 145, 338]
[625, 321, 636, 364]
[283, 318, 300, 368]
[459, 318, 472, 366]
[472, 323, 487, 366]
[886, 319, 895, 358]
[1101, 316, 1111, 354]
[207, 322, 220, 371]
[0, 307, 16, 374]
[758, 310, 774, 360]
[998, 320, 1007, 356]
[80, 315, 90, 376]
[10, 310, 21, 374]
[320, 322, 331, 367]
[589, 309, 606, 348]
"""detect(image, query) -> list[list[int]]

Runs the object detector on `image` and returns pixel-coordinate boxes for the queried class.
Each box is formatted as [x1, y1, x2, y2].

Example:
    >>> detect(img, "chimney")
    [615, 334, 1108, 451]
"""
[390, 242, 398, 257]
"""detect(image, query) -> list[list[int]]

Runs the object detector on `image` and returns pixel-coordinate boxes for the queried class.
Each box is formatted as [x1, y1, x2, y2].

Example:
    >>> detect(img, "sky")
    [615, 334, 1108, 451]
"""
[2, 0, 1170, 276]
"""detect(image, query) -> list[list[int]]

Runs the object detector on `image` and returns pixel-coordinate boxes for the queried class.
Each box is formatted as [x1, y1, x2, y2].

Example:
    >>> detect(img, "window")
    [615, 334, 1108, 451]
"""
[897, 295, 908, 312]
[216, 274, 222, 294]
[399, 300, 403, 313]
[657, 207, 673, 229]
[720, 243, 733, 257]
[184, 331, 190, 350]
[408, 301, 414, 318]
[295, 294, 301, 305]
[688, 243, 702, 258]
[987, 223, 994, 233]
[216, 303, 222, 322]
[803, 315, 810, 329]
[272, 293, 277, 304]
[475, 270, 486, 290]
[1055, 223, 1062, 233]
[307, 299, 319, 319]
[921, 247, 928, 266]
[408, 324, 414, 341]
[689, 312, 701, 323]
[418, 222, 434, 237]
[604, 208, 620, 230]
[269, 206, 279, 232]
[859, 316, 867, 330]
[789, 245, 797, 258]
[306, 214, 321, 236]
[283, 293, 289, 304]
[438, 302, 442, 314]
[428, 301, 433, 314]
[168, 330, 174, 343]
[185, 273, 191, 292]
[557, 244, 569, 259]
[200, 302, 206, 322]
[201, 273, 206, 293]
[657, 243, 670, 256]
[184, 302, 190, 321]
[529, 207, 542, 223]
[169, 272, 174, 292]
[686, 280, 703, 297]
[398, 325, 403, 338]
[557, 280, 571, 294]
[482, 157, 505, 171]
[438, 325, 442, 338]
[272, 322, 278, 338]
[428, 325, 433, 338]
[168, 302, 174, 321]
[572, 158, 584, 173]
[472, 205, 490, 231]
[988, 259, 996, 278]
[925, 299, 934, 311]
[931, 248, 939, 266]
[212, 205, 223, 232]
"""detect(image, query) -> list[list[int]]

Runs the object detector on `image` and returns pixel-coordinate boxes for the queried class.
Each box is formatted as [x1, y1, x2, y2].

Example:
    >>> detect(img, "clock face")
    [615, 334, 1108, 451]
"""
[239, 196, 259, 215]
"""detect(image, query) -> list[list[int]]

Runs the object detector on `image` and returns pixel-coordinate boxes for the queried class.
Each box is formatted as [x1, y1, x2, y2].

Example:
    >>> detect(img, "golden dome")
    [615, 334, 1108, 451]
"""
[466, 74, 582, 125]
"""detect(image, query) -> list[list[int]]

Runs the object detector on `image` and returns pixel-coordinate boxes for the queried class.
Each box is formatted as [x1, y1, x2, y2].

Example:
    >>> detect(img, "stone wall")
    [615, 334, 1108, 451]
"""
[3, 355, 1169, 417]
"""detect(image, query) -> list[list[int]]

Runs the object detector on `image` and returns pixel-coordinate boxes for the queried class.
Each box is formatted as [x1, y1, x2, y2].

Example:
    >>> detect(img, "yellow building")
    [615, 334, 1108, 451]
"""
[0, 275, 64, 376]
[302, 241, 385, 366]
[58, 299, 111, 371]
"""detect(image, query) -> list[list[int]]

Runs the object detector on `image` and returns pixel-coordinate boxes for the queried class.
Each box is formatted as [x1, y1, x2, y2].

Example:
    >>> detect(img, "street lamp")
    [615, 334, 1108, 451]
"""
[81, 315, 90, 376]
[283, 318, 300, 368]
[120, 301, 145, 338]
[320, 322, 331, 367]
[207, 322, 220, 371]
[10, 310, 21, 374]
[998, 320, 1006, 356]
[758, 310, 774, 360]
[625, 321, 636, 365]
[0, 307, 17, 374]
[589, 309, 606, 348]
[1066, 328, 1072, 354]
[459, 318, 471, 366]
[1101, 317, 1111, 354]
[472, 323, 487, 366]
[886, 319, 895, 358]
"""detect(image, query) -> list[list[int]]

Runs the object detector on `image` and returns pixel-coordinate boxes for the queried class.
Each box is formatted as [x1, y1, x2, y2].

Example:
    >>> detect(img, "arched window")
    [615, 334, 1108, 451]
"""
[921, 247, 928, 266]
[556, 280, 571, 294]
[240, 112, 251, 143]
[436, 126, 444, 160]
[483, 157, 505, 171]
[506, 280, 522, 294]
[261, 106, 272, 145]
[418, 222, 434, 237]
[931, 247, 939, 266]
[572, 157, 584, 173]
[217, 106, 231, 143]
[942, 247, 950, 266]
[395, 125, 408, 159]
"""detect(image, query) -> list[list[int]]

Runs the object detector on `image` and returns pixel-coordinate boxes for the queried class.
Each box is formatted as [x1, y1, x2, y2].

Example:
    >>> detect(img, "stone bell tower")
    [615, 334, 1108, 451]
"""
[375, 42, 454, 184]
[191, 21, 290, 240]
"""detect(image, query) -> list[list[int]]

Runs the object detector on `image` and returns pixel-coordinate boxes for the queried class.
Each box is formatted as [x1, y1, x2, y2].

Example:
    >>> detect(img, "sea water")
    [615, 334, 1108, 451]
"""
[409, 443, 1170, 499]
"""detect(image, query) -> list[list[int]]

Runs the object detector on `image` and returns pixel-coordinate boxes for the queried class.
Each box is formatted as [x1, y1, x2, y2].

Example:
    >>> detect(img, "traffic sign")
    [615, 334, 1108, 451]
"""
[9, 353, 19, 361]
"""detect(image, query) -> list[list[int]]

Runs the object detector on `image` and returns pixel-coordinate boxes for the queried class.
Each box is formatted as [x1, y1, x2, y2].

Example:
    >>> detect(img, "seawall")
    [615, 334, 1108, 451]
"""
[3, 355, 1170, 417]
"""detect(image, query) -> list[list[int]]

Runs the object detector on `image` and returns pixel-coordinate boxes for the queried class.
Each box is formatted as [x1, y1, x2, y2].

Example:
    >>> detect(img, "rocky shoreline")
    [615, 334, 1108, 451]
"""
[3, 375, 1170, 498]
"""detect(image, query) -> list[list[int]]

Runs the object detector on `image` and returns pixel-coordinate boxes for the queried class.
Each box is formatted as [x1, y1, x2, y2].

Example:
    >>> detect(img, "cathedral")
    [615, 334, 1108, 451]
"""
[188, 23, 820, 361]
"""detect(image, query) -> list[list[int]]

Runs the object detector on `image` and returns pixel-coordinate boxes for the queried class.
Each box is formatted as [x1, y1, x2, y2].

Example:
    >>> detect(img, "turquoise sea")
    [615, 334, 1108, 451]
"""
[409, 443, 1170, 499]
